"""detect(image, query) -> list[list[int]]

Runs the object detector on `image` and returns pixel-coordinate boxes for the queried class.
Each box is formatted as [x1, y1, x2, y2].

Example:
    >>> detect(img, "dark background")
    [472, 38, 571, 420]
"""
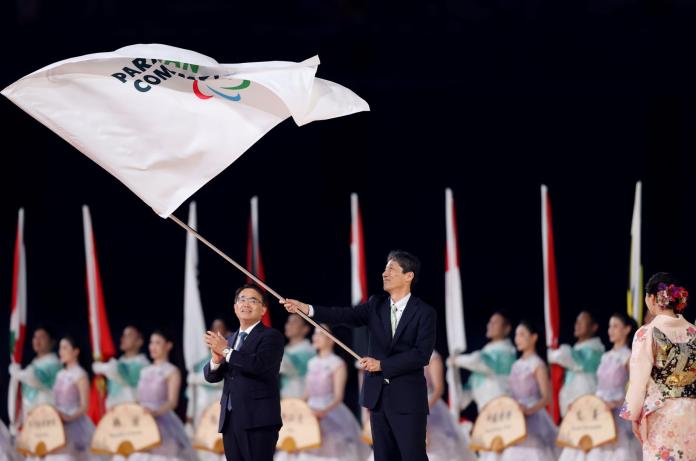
[1, 0, 695, 422]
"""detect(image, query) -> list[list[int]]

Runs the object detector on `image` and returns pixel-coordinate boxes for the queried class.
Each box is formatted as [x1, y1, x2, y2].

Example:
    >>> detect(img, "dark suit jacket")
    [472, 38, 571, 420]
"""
[203, 323, 284, 431]
[313, 294, 436, 414]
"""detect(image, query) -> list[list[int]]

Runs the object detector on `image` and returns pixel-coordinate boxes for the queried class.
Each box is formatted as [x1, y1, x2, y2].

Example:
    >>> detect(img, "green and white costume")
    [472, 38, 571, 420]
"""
[548, 337, 605, 416]
[12, 353, 62, 420]
[453, 339, 517, 410]
[279, 339, 316, 398]
[92, 354, 150, 409]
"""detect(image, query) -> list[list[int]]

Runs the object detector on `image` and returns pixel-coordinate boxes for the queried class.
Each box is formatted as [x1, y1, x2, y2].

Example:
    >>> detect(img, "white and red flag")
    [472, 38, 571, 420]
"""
[1, 44, 369, 218]
[8, 208, 27, 434]
[350, 193, 369, 356]
[82, 205, 117, 423]
[541, 185, 563, 424]
[444, 188, 467, 420]
[183, 201, 209, 372]
[246, 196, 271, 327]
[627, 181, 643, 325]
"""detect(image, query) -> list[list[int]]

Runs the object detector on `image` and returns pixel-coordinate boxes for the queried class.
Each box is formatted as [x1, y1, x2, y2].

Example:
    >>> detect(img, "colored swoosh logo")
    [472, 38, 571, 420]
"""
[192, 79, 251, 101]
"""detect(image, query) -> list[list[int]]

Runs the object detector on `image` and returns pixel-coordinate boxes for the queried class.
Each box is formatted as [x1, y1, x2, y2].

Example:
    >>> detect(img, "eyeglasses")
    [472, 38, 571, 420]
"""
[236, 296, 263, 306]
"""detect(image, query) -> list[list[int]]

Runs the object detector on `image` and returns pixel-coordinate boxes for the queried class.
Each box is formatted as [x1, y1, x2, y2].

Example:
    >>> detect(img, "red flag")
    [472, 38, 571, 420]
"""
[246, 196, 271, 326]
[8, 208, 27, 434]
[83, 205, 116, 423]
[541, 186, 563, 424]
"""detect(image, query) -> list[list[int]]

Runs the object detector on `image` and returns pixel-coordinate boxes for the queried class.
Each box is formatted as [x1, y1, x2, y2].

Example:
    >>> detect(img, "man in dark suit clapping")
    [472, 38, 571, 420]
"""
[282, 250, 436, 461]
[204, 284, 284, 461]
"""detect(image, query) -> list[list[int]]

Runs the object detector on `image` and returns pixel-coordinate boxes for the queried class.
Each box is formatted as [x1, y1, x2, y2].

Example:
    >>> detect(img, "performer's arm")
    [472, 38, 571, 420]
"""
[151, 369, 181, 417]
[380, 310, 436, 379]
[523, 363, 551, 416]
[620, 325, 654, 422]
[92, 359, 124, 383]
[227, 331, 284, 376]
[547, 344, 581, 371]
[61, 374, 89, 422]
[452, 351, 492, 374]
[315, 362, 347, 419]
[9, 364, 46, 389]
[427, 354, 444, 409]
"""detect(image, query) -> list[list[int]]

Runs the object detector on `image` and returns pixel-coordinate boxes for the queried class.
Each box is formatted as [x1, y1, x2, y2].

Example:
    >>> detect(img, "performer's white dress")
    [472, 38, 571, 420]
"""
[559, 346, 641, 461]
[276, 353, 370, 461]
[548, 337, 605, 416]
[28, 366, 97, 461]
[129, 362, 198, 461]
[186, 359, 224, 461]
[480, 354, 558, 461]
[425, 352, 476, 461]
[0, 420, 18, 461]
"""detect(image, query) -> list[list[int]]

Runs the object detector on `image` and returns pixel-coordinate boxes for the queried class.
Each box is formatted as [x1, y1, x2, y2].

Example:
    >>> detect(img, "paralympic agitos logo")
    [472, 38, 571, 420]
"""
[111, 58, 251, 101]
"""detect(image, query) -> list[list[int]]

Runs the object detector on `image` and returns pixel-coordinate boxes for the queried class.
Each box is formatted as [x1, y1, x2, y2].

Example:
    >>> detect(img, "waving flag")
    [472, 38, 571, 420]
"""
[1, 44, 369, 217]
[82, 205, 116, 423]
[8, 208, 27, 434]
[541, 185, 563, 424]
[246, 196, 271, 326]
[627, 181, 643, 325]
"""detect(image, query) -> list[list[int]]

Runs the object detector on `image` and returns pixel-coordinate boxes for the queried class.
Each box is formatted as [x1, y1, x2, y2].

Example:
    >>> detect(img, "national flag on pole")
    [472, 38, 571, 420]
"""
[1, 44, 369, 218]
[350, 193, 369, 356]
[8, 208, 27, 434]
[541, 185, 563, 424]
[627, 181, 643, 325]
[82, 205, 117, 423]
[246, 196, 271, 327]
[183, 202, 209, 372]
[445, 188, 467, 420]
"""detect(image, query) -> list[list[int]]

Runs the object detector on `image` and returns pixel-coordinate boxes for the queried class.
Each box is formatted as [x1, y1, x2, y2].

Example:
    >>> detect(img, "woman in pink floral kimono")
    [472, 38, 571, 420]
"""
[620, 272, 696, 460]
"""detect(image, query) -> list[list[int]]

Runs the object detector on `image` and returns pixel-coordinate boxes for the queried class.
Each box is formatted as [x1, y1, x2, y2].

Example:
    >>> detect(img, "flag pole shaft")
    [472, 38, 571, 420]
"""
[168, 214, 362, 361]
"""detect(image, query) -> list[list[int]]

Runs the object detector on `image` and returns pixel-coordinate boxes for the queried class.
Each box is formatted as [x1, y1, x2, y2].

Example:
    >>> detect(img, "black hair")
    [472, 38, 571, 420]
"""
[124, 325, 144, 339]
[234, 284, 269, 306]
[151, 328, 174, 343]
[609, 312, 638, 348]
[517, 320, 540, 336]
[492, 310, 513, 327]
[578, 310, 598, 326]
[516, 320, 545, 358]
[60, 335, 80, 351]
[645, 272, 687, 311]
[386, 250, 421, 286]
[33, 326, 54, 340]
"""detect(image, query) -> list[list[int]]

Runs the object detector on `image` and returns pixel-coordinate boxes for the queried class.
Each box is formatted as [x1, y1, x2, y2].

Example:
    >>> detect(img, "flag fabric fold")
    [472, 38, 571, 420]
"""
[627, 181, 643, 325]
[1, 44, 369, 217]
[541, 185, 563, 424]
[82, 205, 117, 423]
[445, 188, 466, 420]
[246, 196, 271, 327]
[8, 208, 27, 434]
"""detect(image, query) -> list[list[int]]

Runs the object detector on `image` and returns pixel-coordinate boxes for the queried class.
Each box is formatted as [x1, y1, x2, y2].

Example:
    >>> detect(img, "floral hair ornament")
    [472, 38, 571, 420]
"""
[656, 283, 689, 312]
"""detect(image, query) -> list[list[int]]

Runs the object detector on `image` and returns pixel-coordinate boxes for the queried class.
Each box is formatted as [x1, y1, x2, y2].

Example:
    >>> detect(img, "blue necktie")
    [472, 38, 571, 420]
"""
[226, 331, 248, 411]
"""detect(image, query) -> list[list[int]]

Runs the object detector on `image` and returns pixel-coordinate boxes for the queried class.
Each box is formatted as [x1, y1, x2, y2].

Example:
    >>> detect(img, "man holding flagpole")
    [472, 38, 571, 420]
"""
[282, 250, 436, 461]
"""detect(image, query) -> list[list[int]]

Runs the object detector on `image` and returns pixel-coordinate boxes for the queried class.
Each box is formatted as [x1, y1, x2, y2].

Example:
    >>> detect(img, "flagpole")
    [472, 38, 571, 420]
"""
[168, 214, 362, 361]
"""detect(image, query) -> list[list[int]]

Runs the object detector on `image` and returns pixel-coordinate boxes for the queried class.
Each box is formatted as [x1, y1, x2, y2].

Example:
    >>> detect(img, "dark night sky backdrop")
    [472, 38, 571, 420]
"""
[1, 0, 695, 421]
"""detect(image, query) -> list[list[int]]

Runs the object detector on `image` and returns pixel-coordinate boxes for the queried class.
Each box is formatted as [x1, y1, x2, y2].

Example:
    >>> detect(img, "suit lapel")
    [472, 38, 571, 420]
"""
[239, 323, 264, 351]
[392, 296, 418, 345]
[380, 299, 392, 343]
[227, 331, 239, 348]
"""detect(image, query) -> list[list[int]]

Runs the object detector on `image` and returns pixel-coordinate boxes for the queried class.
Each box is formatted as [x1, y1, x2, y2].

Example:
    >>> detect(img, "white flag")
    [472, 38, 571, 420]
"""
[445, 188, 466, 353]
[2, 44, 369, 217]
[8, 208, 27, 434]
[628, 181, 643, 325]
[183, 202, 208, 372]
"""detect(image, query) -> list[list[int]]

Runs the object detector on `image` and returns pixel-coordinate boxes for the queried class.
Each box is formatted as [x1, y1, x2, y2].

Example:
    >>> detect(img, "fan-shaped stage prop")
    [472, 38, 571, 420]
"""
[91, 403, 160, 456]
[16, 405, 66, 457]
[469, 396, 527, 453]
